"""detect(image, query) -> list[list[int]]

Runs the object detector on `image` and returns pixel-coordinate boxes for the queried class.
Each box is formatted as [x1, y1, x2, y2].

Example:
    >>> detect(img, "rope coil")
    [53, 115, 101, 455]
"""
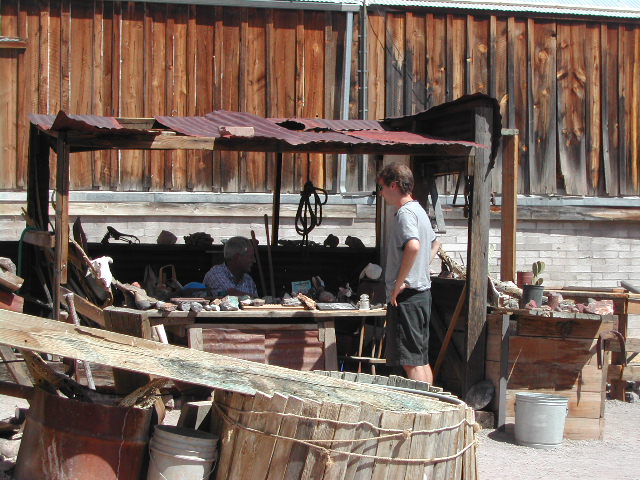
[295, 181, 328, 246]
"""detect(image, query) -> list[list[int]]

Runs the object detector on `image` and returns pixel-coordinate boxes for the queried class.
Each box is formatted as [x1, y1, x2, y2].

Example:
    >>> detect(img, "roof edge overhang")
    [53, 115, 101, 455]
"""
[127, 0, 362, 12]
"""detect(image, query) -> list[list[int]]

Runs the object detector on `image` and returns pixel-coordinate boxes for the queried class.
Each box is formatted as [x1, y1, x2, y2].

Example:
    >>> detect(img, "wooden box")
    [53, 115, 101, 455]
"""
[486, 311, 617, 440]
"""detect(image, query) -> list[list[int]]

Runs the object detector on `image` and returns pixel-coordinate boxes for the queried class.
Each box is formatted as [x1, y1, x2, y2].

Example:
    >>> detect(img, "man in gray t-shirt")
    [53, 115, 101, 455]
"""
[377, 163, 441, 383]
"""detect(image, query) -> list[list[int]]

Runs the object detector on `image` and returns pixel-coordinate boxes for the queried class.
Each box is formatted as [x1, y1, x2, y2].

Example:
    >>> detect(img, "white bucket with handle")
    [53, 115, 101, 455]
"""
[514, 392, 569, 449]
[146, 425, 218, 480]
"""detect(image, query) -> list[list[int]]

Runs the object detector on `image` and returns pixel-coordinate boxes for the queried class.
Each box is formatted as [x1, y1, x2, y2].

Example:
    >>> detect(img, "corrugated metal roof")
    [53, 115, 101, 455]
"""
[272, 118, 385, 131]
[29, 113, 123, 132]
[367, 0, 640, 19]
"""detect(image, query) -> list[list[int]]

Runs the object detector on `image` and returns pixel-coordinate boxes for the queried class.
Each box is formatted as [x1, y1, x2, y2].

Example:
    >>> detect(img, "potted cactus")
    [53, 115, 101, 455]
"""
[520, 261, 545, 308]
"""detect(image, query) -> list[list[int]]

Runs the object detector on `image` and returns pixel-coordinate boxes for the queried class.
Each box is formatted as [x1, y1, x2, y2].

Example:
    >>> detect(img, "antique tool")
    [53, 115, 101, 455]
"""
[264, 215, 276, 298]
[100, 226, 140, 246]
[250, 230, 267, 297]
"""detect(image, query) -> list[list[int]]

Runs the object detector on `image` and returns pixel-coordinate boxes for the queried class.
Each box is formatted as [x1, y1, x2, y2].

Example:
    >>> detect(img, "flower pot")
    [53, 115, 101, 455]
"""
[516, 271, 534, 288]
[521, 284, 544, 308]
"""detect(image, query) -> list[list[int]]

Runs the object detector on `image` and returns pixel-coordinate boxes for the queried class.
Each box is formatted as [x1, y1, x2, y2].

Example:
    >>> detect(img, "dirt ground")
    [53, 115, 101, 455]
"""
[477, 400, 640, 480]
[0, 394, 637, 479]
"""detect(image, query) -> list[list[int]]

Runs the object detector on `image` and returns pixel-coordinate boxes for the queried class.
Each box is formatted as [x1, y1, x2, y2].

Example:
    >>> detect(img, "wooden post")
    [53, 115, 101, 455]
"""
[496, 314, 510, 430]
[271, 152, 283, 247]
[500, 130, 519, 283]
[53, 133, 70, 322]
[464, 107, 493, 397]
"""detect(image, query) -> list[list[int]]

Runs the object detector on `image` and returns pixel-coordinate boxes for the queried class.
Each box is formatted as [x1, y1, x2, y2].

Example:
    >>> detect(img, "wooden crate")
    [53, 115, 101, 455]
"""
[485, 311, 616, 440]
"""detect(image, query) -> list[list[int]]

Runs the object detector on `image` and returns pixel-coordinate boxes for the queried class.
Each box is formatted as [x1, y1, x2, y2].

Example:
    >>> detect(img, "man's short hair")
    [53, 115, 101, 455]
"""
[224, 236, 251, 261]
[376, 163, 414, 195]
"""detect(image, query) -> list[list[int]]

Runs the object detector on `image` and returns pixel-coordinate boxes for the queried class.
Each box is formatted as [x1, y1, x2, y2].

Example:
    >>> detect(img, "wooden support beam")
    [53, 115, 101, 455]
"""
[60, 287, 105, 328]
[464, 106, 493, 397]
[0, 309, 455, 412]
[0, 346, 33, 387]
[54, 133, 70, 322]
[500, 132, 519, 282]
[271, 152, 283, 247]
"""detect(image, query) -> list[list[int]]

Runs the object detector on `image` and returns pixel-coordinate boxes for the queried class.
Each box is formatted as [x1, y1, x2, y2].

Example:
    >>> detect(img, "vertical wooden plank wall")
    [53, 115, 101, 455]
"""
[2, 3, 640, 196]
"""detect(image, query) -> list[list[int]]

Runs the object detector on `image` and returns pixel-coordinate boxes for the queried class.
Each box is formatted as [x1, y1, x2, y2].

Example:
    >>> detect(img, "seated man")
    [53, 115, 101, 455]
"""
[203, 236, 258, 297]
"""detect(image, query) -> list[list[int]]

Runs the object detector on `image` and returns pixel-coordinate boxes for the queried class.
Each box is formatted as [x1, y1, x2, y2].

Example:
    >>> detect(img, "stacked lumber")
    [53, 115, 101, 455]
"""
[486, 311, 616, 440]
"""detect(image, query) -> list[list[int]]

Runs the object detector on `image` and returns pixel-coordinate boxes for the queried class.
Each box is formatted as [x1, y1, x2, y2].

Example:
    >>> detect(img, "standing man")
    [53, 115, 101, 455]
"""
[377, 163, 441, 383]
[203, 236, 258, 297]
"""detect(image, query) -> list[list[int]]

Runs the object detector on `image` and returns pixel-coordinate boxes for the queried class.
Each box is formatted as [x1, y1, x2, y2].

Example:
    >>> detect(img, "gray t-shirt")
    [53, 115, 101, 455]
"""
[384, 201, 437, 299]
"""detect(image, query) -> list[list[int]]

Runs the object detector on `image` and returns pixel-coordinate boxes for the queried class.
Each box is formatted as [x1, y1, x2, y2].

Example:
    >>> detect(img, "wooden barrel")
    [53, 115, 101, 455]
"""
[209, 375, 478, 480]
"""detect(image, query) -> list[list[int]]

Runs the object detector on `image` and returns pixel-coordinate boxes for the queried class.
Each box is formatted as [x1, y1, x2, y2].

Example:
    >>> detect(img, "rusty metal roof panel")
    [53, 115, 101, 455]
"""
[154, 115, 222, 137]
[273, 118, 386, 132]
[29, 112, 124, 132]
[343, 130, 481, 146]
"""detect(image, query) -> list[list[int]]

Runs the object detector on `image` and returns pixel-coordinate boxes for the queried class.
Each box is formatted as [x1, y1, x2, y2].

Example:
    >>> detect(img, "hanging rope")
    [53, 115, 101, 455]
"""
[295, 181, 328, 246]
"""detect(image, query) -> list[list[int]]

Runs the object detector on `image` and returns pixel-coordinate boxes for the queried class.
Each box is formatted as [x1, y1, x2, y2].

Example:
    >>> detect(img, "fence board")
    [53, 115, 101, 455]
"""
[529, 20, 557, 194]
[0, 1, 19, 190]
[557, 23, 587, 195]
[509, 18, 528, 194]
[69, 1, 94, 189]
[304, 11, 325, 188]
[603, 25, 620, 196]
[368, 12, 385, 120]
[406, 12, 426, 114]
[120, 1, 145, 191]
[448, 15, 465, 101]
[425, 13, 446, 110]
[469, 16, 489, 95]
[169, 4, 188, 191]
[619, 27, 640, 194]
[585, 23, 602, 196]
[386, 12, 404, 117]
[490, 16, 508, 193]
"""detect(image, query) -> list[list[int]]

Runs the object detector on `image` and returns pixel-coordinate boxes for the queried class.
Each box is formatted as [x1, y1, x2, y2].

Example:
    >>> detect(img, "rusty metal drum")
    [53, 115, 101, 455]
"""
[14, 388, 152, 480]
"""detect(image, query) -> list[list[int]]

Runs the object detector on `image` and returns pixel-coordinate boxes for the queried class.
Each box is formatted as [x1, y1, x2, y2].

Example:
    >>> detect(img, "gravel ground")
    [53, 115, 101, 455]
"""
[477, 400, 640, 480]
[0, 394, 637, 479]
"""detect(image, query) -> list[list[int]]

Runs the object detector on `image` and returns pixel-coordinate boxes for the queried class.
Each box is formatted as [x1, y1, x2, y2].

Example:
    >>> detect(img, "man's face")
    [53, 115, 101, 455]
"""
[377, 180, 397, 203]
[236, 246, 256, 273]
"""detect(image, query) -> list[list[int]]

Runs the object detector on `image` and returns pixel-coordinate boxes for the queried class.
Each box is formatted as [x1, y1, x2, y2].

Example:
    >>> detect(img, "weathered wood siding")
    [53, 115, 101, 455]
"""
[1, 2, 640, 196]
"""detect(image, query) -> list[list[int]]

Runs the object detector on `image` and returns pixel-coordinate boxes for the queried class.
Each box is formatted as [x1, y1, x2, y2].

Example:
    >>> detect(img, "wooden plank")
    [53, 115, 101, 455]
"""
[103, 307, 152, 394]
[119, 1, 145, 191]
[219, 8, 241, 192]
[324, 403, 361, 480]
[146, 2, 168, 191]
[0, 290, 24, 313]
[504, 415, 603, 440]
[239, 392, 288, 480]
[530, 20, 557, 194]
[385, 12, 405, 117]
[171, 4, 188, 191]
[449, 15, 466, 101]
[557, 22, 588, 195]
[509, 18, 528, 194]
[618, 26, 638, 195]
[244, 8, 268, 192]
[282, 397, 321, 480]
[293, 13, 308, 192]
[304, 11, 325, 188]
[607, 364, 640, 382]
[585, 23, 602, 196]
[69, 0, 94, 190]
[54, 133, 70, 323]
[0, 6, 19, 190]
[0, 309, 460, 413]
[602, 24, 619, 196]
[368, 12, 386, 120]
[299, 400, 340, 480]
[370, 409, 407, 480]
[92, 0, 109, 190]
[500, 133, 518, 282]
[0, 346, 32, 387]
[60, 287, 105, 328]
[464, 106, 492, 395]
[469, 16, 489, 94]
[321, 320, 338, 371]
[505, 390, 602, 419]
[405, 12, 426, 113]
[493, 315, 616, 339]
[491, 16, 508, 194]
[264, 395, 305, 480]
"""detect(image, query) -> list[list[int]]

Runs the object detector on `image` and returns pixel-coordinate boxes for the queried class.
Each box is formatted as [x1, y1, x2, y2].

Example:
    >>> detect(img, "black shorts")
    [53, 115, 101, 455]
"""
[384, 289, 431, 367]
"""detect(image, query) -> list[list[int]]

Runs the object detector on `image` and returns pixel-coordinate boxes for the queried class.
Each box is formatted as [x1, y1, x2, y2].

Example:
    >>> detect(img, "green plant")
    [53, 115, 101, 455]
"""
[532, 261, 545, 285]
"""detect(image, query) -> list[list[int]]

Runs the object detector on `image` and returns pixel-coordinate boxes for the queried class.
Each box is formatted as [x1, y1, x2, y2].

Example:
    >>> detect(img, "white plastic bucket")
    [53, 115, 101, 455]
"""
[147, 425, 218, 480]
[514, 392, 569, 449]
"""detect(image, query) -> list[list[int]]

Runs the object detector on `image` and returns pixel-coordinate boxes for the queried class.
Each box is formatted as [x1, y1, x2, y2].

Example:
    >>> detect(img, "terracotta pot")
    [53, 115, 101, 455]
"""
[516, 271, 534, 288]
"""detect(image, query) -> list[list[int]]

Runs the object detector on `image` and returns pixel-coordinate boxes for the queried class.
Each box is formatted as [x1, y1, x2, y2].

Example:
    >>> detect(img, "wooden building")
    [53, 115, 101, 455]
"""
[1, 0, 640, 197]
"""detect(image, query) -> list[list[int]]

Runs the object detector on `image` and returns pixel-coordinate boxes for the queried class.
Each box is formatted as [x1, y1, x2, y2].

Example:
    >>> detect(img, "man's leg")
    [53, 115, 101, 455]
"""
[403, 364, 433, 383]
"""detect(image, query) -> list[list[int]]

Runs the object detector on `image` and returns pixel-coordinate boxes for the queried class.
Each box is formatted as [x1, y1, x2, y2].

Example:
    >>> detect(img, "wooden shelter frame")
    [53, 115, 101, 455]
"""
[23, 97, 497, 395]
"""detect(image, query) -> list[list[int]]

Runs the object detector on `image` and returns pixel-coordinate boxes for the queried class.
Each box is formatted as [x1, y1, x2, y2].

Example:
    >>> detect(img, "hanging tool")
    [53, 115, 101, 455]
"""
[251, 230, 267, 298]
[264, 214, 276, 298]
[64, 292, 96, 390]
[100, 226, 140, 246]
[295, 181, 327, 246]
